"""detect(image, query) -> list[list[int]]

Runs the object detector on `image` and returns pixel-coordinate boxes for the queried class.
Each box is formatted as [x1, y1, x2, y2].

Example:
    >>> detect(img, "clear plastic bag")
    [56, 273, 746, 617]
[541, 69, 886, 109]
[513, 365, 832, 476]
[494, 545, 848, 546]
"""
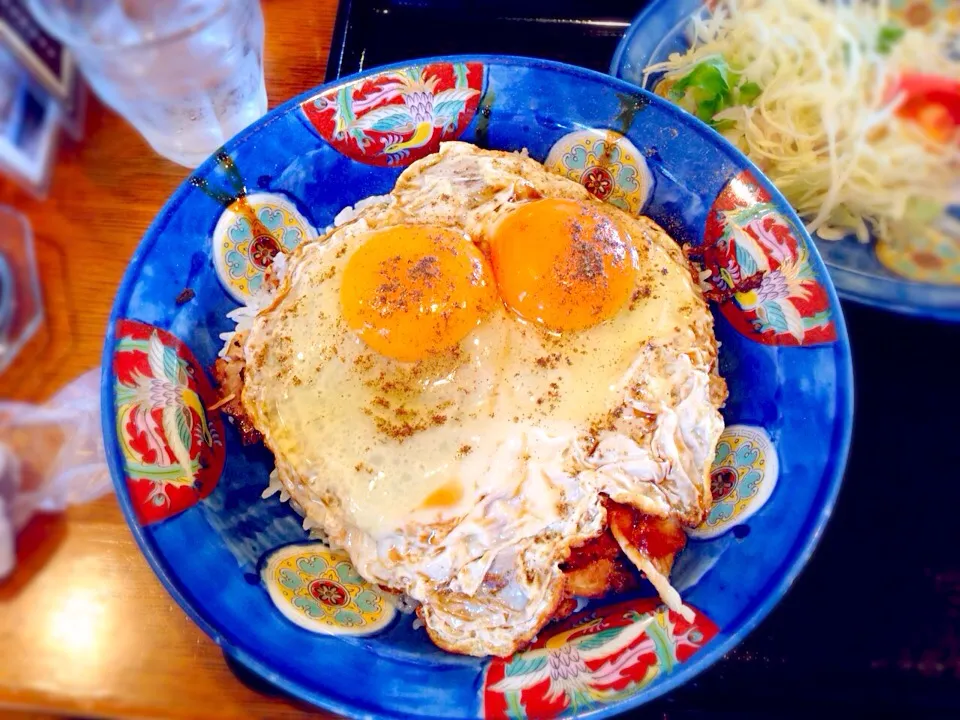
[0, 368, 112, 577]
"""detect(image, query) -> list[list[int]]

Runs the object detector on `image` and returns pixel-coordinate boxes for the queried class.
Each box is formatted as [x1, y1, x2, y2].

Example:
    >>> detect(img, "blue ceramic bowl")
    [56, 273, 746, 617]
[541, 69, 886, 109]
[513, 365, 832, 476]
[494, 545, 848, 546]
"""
[101, 56, 853, 719]
[612, 0, 960, 322]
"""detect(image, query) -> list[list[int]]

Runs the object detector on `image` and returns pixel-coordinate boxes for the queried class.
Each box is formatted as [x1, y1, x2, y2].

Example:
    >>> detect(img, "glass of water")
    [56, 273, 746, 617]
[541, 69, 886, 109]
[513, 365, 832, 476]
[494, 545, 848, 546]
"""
[28, 0, 267, 168]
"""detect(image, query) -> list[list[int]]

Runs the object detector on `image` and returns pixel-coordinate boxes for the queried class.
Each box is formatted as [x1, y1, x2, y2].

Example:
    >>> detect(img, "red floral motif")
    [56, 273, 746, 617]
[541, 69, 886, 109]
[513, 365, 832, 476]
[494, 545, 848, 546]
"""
[483, 598, 717, 719]
[695, 169, 836, 345]
[710, 467, 737, 500]
[249, 234, 281, 269]
[309, 579, 350, 607]
[113, 320, 225, 525]
[301, 62, 485, 167]
[581, 166, 614, 199]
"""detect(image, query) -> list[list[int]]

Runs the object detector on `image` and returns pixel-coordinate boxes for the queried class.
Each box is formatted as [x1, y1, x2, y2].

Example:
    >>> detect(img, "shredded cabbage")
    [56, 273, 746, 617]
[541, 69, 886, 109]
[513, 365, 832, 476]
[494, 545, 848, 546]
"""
[645, 0, 960, 247]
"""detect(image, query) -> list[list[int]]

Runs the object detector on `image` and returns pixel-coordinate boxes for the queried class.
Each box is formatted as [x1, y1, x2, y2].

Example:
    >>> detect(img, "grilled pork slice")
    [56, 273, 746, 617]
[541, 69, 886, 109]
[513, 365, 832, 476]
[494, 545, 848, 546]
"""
[211, 331, 262, 445]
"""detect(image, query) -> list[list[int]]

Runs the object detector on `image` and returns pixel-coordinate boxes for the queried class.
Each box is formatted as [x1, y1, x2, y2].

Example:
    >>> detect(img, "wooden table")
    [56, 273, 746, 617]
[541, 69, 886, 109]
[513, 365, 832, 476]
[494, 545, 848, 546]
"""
[0, 2, 339, 716]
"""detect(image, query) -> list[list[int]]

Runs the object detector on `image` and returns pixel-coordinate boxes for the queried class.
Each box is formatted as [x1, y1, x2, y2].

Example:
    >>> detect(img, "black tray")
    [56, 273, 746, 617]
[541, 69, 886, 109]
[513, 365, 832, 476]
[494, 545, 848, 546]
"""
[320, 2, 960, 716]
[325, 0, 638, 81]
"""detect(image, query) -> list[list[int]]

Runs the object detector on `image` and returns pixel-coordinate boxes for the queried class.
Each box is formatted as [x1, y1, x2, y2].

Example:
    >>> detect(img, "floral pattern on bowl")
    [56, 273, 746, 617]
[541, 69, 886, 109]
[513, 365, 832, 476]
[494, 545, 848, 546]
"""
[212, 192, 316, 302]
[301, 62, 485, 167]
[689, 425, 779, 540]
[113, 320, 225, 525]
[544, 129, 653, 214]
[695, 170, 837, 345]
[483, 597, 717, 719]
[875, 214, 960, 285]
[261, 542, 396, 636]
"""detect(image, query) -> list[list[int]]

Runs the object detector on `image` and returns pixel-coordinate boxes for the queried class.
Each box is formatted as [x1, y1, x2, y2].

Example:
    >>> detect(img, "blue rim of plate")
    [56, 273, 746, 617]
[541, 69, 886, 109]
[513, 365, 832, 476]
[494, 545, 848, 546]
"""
[101, 54, 854, 719]
[611, 0, 960, 322]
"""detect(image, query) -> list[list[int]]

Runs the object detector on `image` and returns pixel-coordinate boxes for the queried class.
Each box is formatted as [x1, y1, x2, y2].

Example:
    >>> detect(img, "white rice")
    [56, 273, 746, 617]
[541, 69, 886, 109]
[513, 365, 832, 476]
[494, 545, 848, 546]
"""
[271, 251, 289, 282]
[261, 468, 289, 501]
[217, 301, 265, 359]
[333, 193, 389, 228]
[307, 527, 331, 542]
[393, 594, 421, 615]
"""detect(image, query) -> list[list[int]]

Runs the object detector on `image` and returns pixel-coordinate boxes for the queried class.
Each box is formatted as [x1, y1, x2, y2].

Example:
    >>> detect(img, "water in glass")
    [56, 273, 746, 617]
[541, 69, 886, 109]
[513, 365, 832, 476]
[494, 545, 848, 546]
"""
[29, 0, 267, 167]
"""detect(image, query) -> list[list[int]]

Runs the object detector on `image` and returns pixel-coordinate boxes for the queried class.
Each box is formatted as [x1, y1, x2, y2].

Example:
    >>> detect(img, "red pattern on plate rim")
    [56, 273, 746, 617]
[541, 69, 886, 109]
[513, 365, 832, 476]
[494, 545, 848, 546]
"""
[113, 319, 225, 525]
[301, 62, 485, 167]
[483, 597, 718, 719]
[695, 169, 837, 346]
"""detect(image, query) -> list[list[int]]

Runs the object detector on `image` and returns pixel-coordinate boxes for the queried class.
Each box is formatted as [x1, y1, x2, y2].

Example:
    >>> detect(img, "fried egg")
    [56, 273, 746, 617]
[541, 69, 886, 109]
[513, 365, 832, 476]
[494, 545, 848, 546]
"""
[238, 142, 726, 657]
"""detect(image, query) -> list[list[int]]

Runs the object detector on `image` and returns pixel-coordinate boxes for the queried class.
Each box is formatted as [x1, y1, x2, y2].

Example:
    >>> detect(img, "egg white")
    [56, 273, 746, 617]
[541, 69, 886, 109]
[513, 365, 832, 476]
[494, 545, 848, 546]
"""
[240, 142, 725, 656]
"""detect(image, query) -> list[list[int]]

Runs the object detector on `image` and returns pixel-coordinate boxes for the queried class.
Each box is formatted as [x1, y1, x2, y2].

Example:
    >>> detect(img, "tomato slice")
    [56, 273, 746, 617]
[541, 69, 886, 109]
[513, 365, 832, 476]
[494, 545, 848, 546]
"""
[889, 73, 960, 143]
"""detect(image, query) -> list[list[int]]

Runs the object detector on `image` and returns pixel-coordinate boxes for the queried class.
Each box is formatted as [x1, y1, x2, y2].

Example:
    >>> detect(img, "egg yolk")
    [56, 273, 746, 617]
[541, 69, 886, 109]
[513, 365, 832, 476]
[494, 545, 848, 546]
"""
[489, 198, 637, 332]
[340, 225, 495, 362]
